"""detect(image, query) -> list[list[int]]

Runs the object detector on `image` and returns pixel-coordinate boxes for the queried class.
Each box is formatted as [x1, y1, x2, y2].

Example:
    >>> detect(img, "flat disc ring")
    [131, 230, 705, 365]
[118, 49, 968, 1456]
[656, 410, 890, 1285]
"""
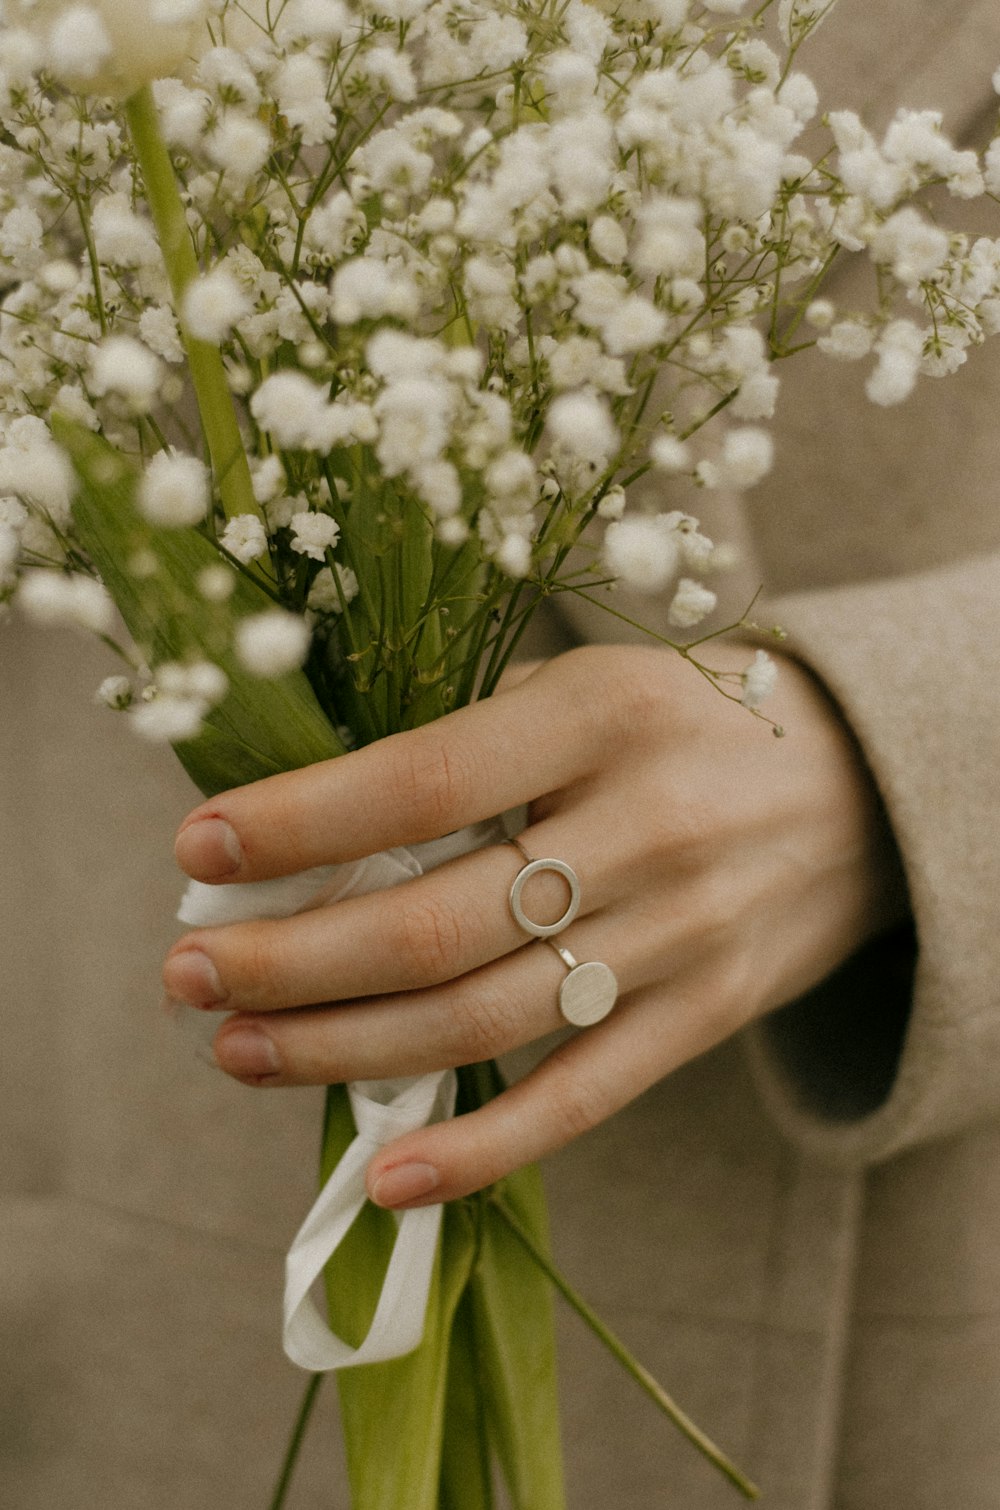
[509, 856, 582, 940]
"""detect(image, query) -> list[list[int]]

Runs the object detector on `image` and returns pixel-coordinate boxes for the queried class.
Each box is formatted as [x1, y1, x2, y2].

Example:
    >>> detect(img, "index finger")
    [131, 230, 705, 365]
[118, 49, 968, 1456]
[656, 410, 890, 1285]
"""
[174, 653, 602, 883]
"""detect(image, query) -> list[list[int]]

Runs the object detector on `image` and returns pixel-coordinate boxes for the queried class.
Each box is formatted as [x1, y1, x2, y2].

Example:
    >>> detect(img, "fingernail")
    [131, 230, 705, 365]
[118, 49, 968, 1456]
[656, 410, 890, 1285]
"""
[214, 1023, 282, 1079]
[370, 1163, 440, 1208]
[175, 817, 243, 880]
[163, 948, 227, 1008]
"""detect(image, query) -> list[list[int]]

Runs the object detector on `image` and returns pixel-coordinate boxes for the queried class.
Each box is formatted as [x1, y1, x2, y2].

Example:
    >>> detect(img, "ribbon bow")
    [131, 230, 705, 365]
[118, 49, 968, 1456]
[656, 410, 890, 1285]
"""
[176, 820, 503, 1371]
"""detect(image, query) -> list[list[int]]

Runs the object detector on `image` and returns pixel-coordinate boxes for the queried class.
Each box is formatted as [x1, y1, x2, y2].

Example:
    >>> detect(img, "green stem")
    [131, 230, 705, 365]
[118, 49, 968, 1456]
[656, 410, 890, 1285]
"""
[488, 1195, 760, 1501]
[268, 1373, 324, 1510]
[123, 86, 262, 526]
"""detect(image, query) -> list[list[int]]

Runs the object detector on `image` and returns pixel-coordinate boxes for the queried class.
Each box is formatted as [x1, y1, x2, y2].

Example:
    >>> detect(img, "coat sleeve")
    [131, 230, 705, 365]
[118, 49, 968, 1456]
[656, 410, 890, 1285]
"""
[743, 548, 1000, 1165]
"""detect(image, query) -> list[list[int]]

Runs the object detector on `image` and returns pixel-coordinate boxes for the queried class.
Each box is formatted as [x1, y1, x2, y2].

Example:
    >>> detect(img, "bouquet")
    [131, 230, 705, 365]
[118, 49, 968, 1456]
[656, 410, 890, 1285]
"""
[2, 0, 998, 1503]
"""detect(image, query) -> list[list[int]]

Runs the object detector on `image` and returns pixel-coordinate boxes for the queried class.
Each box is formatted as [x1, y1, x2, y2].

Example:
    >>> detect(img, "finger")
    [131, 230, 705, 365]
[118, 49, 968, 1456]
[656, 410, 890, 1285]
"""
[211, 942, 567, 1085]
[209, 900, 652, 1084]
[363, 961, 741, 1208]
[174, 654, 604, 883]
[163, 812, 620, 1011]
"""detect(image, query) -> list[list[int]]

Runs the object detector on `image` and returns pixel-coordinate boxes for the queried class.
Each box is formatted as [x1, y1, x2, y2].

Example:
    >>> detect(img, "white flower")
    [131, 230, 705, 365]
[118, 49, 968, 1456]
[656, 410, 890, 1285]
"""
[603, 516, 680, 592]
[221, 513, 269, 564]
[307, 563, 359, 614]
[196, 564, 236, 601]
[96, 674, 133, 710]
[251, 455, 286, 505]
[250, 372, 334, 450]
[589, 215, 628, 266]
[289, 510, 340, 561]
[18, 570, 114, 633]
[866, 319, 923, 406]
[157, 659, 228, 705]
[870, 208, 949, 288]
[138, 306, 185, 364]
[138, 451, 210, 527]
[741, 648, 778, 709]
[547, 391, 618, 466]
[235, 610, 311, 677]
[496, 533, 532, 577]
[92, 194, 159, 270]
[0, 206, 44, 269]
[668, 577, 717, 628]
[90, 336, 163, 413]
[698, 428, 773, 490]
[596, 485, 626, 519]
[374, 377, 453, 476]
[14, 0, 209, 97]
[0, 437, 75, 525]
[130, 688, 210, 743]
[183, 268, 252, 344]
[818, 320, 874, 361]
[273, 53, 336, 145]
[206, 115, 272, 183]
[805, 298, 836, 330]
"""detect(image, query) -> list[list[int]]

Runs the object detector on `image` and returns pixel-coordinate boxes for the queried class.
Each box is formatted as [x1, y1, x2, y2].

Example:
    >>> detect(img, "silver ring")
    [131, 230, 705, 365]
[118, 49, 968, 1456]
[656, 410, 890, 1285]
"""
[507, 839, 581, 939]
[548, 942, 619, 1028]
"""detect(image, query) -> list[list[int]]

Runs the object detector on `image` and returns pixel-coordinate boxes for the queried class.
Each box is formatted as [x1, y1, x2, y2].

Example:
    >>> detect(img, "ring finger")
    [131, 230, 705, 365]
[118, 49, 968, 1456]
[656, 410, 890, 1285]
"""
[211, 901, 643, 1085]
[163, 818, 627, 1013]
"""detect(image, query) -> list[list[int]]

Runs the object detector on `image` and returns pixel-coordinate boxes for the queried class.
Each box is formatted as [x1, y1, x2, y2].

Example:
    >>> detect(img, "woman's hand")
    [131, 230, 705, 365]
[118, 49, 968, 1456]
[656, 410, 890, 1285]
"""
[163, 643, 905, 1209]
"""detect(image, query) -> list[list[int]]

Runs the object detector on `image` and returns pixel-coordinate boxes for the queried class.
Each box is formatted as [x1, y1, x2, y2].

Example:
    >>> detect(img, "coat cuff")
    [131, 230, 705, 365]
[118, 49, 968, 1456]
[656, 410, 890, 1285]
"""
[744, 551, 1000, 1166]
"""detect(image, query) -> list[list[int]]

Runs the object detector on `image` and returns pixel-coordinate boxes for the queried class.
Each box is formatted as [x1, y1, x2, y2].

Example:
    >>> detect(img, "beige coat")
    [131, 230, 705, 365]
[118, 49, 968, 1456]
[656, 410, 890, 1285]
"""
[4, 4, 1000, 1505]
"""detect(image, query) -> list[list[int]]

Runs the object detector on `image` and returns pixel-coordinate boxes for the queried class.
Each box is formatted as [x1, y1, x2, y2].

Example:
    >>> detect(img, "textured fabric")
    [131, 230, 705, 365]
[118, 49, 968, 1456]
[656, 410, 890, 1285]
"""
[5, 3, 1000, 1507]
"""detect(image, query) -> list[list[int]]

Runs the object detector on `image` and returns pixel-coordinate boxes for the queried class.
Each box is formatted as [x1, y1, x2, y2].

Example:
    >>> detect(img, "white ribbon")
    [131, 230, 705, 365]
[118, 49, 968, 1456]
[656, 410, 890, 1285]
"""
[177, 819, 504, 1372]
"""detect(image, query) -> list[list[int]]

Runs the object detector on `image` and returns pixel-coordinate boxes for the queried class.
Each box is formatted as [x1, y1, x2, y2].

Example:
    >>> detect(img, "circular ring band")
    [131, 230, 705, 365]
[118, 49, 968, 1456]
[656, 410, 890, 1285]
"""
[548, 942, 618, 1028]
[508, 842, 581, 940]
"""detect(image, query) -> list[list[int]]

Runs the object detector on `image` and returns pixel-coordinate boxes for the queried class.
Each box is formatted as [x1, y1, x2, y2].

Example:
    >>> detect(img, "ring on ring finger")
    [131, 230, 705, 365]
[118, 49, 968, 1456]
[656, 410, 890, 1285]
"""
[506, 837, 618, 1027]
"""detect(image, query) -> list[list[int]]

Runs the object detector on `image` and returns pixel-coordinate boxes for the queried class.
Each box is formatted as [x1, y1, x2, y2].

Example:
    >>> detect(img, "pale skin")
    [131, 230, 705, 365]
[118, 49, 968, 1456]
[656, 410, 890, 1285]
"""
[163, 643, 905, 1211]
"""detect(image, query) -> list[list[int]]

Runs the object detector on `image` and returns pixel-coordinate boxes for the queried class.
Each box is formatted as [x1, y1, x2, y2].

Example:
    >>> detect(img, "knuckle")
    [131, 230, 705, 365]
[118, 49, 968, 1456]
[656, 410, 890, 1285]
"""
[391, 733, 481, 833]
[443, 978, 525, 1062]
[547, 1058, 614, 1140]
[241, 927, 289, 1005]
[395, 896, 465, 983]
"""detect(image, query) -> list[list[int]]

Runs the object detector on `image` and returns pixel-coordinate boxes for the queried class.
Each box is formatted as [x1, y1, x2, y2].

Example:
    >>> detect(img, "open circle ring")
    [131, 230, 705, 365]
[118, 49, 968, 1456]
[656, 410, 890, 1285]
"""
[509, 856, 581, 939]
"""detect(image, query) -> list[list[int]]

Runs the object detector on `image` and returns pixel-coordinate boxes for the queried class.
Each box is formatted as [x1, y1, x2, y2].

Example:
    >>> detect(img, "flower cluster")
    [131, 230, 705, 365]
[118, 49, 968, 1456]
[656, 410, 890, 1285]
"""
[0, 0, 998, 739]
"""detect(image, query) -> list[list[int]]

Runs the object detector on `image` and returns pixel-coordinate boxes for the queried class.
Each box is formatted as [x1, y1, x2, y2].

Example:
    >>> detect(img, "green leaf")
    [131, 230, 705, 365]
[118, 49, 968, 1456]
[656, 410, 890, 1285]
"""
[319, 1088, 489, 1510]
[332, 1200, 481, 1510]
[459, 1065, 566, 1510]
[439, 1284, 495, 1510]
[55, 419, 347, 796]
[474, 1169, 566, 1510]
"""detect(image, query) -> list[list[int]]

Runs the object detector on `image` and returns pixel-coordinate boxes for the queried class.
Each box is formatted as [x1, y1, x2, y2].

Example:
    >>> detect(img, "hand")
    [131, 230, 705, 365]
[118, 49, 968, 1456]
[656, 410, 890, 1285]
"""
[163, 644, 905, 1209]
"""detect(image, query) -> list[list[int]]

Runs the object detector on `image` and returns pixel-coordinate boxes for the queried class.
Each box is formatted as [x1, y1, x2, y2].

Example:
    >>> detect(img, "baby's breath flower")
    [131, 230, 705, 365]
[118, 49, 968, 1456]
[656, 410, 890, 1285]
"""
[221, 513, 268, 564]
[90, 336, 163, 414]
[289, 510, 340, 561]
[307, 563, 359, 615]
[18, 570, 115, 633]
[138, 451, 211, 528]
[196, 563, 236, 601]
[96, 674, 133, 710]
[668, 577, 717, 628]
[235, 609, 312, 678]
[741, 648, 778, 709]
[548, 391, 619, 467]
[603, 515, 680, 593]
[12, 0, 209, 97]
[183, 268, 252, 344]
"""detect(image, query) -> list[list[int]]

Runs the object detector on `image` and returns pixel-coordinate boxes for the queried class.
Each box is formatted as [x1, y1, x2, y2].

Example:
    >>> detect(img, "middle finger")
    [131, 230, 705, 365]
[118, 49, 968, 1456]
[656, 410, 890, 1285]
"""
[163, 824, 615, 1012]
